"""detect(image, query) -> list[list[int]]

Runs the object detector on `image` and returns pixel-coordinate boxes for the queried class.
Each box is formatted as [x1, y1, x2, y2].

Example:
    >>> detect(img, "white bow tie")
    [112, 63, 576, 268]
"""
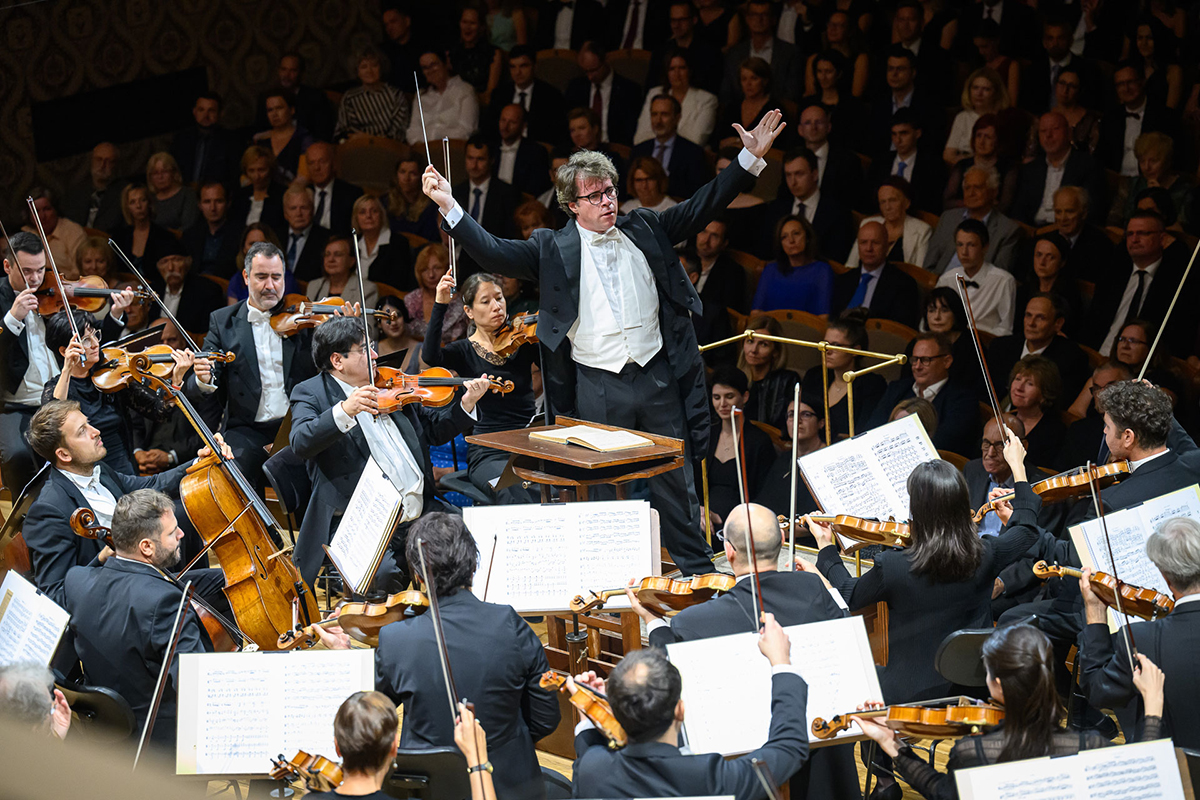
[589, 227, 622, 246]
[247, 305, 272, 325]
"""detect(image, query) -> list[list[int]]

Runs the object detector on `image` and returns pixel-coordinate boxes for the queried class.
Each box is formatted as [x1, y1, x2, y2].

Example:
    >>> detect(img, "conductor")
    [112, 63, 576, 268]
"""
[422, 110, 787, 575]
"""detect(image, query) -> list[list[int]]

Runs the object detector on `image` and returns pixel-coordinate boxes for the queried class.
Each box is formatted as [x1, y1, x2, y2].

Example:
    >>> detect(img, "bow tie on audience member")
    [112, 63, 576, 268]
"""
[590, 227, 623, 246]
[962, 280, 980, 289]
[1125, 111, 1142, 120]
[247, 306, 273, 326]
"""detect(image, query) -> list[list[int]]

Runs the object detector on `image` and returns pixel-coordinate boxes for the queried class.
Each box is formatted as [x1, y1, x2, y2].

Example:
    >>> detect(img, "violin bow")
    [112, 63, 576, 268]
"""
[350, 228, 378, 425]
[955, 274, 1008, 445]
[750, 757, 784, 800]
[25, 198, 84, 365]
[731, 406, 765, 625]
[134, 579, 193, 770]
[107, 239, 204, 354]
[442, 136, 458, 288]
[788, 383, 800, 571]
[1085, 463, 1138, 674]
[415, 537, 463, 722]
[1136, 237, 1200, 380]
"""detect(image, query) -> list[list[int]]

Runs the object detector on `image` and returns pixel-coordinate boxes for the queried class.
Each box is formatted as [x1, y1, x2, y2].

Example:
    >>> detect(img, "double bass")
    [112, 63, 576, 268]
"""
[125, 353, 319, 650]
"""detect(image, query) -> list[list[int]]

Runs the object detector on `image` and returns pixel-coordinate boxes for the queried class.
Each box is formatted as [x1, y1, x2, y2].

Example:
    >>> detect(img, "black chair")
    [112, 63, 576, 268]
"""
[542, 765, 572, 799]
[1183, 749, 1200, 799]
[55, 680, 135, 742]
[934, 627, 995, 688]
[438, 469, 495, 506]
[262, 445, 312, 540]
[383, 747, 470, 799]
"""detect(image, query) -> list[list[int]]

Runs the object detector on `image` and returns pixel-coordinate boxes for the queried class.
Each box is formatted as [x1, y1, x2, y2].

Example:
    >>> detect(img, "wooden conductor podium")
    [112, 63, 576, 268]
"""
[466, 416, 685, 757]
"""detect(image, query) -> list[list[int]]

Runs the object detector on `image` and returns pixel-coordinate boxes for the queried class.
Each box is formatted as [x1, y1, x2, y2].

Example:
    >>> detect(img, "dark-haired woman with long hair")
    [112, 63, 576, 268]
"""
[806, 309, 886, 440]
[700, 366, 776, 528]
[423, 270, 537, 503]
[850, 624, 1165, 800]
[751, 214, 833, 314]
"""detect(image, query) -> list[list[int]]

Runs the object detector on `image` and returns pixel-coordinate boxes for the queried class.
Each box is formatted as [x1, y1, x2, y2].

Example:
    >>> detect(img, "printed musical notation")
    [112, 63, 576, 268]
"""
[0, 571, 69, 668]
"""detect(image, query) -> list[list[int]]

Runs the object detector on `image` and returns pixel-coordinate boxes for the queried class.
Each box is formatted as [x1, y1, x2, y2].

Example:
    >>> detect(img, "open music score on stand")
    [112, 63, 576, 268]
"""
[324, 457, 404, 596]
[0, 571, 70, 667]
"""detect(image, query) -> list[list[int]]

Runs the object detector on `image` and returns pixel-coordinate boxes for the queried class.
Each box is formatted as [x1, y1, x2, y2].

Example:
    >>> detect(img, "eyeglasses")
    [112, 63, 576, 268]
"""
[578, 186, 618, 205]
[911, 354, 949, 366]
[793, 410, 818, 420]
[1115, 336, 1147, 346]
[980, 439, 1004, 453]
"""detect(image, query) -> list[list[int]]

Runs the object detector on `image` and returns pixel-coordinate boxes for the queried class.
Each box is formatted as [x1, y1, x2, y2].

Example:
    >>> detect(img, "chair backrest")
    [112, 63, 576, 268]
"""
[933, 627, 994, 687]
[375, 282, 406, 300]
[750, 419, 787, 451]
[400, 232, 431, 251]
[1104, 224, 1125, 245]
[201, 273, 229, 293]
[607, 142, 632, 162]
[726, 249, 766, 302]
[607, 48, 651, 87]
[1079, 343, 1105, 370]
[262, 446, 312, 521]
[761, 309, 827, 375]
[338, 134, 409, 195]
[385, 747, 471, 800]
[864, 318, 918, 382]
[535, 49, 583, 93]
[894, 262, 938, 294]
[56, 681, 135, 742]
[915, 209, 941, 229]
[542, 765, 573, 800]
[938, 449, 969, 471]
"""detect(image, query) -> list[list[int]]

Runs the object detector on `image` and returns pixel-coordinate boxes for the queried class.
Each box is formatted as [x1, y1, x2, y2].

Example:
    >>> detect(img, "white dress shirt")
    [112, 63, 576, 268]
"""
[313, 181, 334, 230]
[247, 197, 264, 225]
[632, 86, 718, 146]
[892, 150, 918, 179]
[858, 263, 885, 308]
[812, 141, 829, 184]
[1035, 157, 1068, 225]
[935, 262, 1016, 337]
[777, 3, 798, 43]
[650, 135, 676, 173]
[791, 189, 820, 221]
[358, 227, 391, 274]
[1130, 448, 1168, 472]
[620, 0, 649, 49]
[914, 376, 949, 401]
[2, 310, 59, 406]
[749, 37, 774, 63]
[497, 140, 520, 183]
[1100, 258, 1161, 354]
[286, 225, 313, 271]
[981, 0, 1004, 24]
[1121, 100, 1146, 177]
[198, 304, 289, 422]
[161, 286, 183, 318]
[61, 466, 118, 527]
[553, 4, 574, 49]
[405, 76, 479, 145]
[465, 178, 492, 224]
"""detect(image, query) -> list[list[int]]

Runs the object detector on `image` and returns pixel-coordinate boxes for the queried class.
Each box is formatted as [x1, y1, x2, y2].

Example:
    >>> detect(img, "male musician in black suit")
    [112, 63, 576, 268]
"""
[304, 142, 364, 237]
[188, 242, 319, 488]
[630, 95, 711, 196]
[316, 513, 560, 800]
[764, 147, 856, 263]
[485, 46, 567, 147]
[572, 613, 809, 800]
[867, 333, 981, 457]
[149, 240, 225, 340]
[493, 105, 552, 197]
[1096, 63, 1179, 178]
[170, 92, 242, 189]
[1077, 518, 1200, 749]
[564, 43, 643, 147]
[987, 292, 1090, 403]
[63, 489, 217, 749]
[288, 317, 488, 591]
[279, 185, 331, 283]
[423, 110, 788, 575]
[533, 0, 606, 52]
[632, 501, 854, 800]
[453, 137, 524, 243]
[1010, 113, 1104, 227]
[832, 221, 921, 329]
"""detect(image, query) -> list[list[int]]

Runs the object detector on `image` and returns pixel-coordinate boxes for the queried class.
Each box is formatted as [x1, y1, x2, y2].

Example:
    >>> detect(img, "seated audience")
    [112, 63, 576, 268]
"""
[334, 46, 410, 142]
[1098, 62, 1178, 178]
[170, 92, 241, 189]
[149, 241, 225, 339]
[353, 194, 412, 289]
[620, 157, 678, 214]
[1059, 361, 1131, 469]
[485, 45, 567, 146]
[765, 148, 854, 263]
[866, 108, 945, 215]
[182, 182, 242, 279]
[388, 154, 441, 243]
[1108, 132, 1192, 229]
[630, 94, 712, 199]
[1128, 17, 1183, 109]
[23, 188, 86, 280]
[803, 10, 869, 98]
[108, 184, 180, 276]
[305, 235, 380, 332]
[263, 53, 336, 141]
[739, 315, 801, 432]
[1001, 355, 1066, 469]
[989, 292, 1090, 404]
[1014, 233, 1084, 339]
[836, 220, 923, 330]
[796, 101, 863, 211]
[1020, 19, 1102, 116]
[754, 392, 825, 524]
[714, 57, 786, 152]
[493, 105, 552, 198]
[303, 142, 365, 237]
[712, 147, 766, 255]
[646, 0, 723, 95]
[1010, 112, 1103, 227]
[563, 43, 641, 147]
[279, 185, 331, 283]
[145, 152, 199, 231]
[224, 222, 297, 305]
[694, 217, 747, 316]
[228, 145, 285, 233]
[845, 179, 932, 280]
[376, 295, 424, 374]
[889, 397, 938, 437]
[254, 89, 314, 185]
[943, 114, 1019, 213]
[633, 49, 718, 147]
[405, 244, 466, 344]
[448, 5, 502, 99]
[63, 142, 127, 233]
[1047, 65, 1103, 154]
[719, 0, 801, 106]
[406, 49, 479, 145]
[800, 50, 866, 148]
[935, 218, 1017, 338]
[452, 137, 522, 240]
[566, 108, 627, 183]
[866, 46, 943, 157]
[924, 167, 1022, 276]
[1105, 319, 1185, 402]
[971, 20, 1020, 106]
[701, 366, 776, 528]
[752, 215, 834, 315]
[944, 67, 1011, 167]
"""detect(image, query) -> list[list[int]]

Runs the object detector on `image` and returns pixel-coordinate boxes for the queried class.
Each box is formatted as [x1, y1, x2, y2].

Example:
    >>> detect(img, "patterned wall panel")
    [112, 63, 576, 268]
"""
[0, 0, 382, 222]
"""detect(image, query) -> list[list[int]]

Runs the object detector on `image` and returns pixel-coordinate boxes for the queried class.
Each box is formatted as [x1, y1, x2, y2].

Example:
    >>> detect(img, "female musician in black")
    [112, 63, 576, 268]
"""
[422, 271, 537, 504]
[851, 623, 1165, 800]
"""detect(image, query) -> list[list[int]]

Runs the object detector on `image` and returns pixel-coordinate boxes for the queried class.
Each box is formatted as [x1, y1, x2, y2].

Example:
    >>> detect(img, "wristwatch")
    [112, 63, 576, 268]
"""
[468, 761, 493, 774]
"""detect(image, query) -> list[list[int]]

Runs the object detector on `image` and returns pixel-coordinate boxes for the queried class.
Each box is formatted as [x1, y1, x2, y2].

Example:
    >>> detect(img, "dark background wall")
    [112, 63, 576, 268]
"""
[0, 0, 382, 222]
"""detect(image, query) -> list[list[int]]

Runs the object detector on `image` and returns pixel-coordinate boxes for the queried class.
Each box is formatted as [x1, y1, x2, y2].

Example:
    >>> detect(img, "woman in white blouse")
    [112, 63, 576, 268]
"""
[845, 177, 932, 268]
[633, 49, 718, 146]
[943, 67, 1009, 167]
[352, 195, 411, 289]
[620, 157, 679, 213]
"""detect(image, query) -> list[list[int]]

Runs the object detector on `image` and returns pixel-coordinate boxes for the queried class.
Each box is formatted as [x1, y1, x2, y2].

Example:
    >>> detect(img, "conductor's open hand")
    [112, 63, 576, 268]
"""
[734, 108, 787, 159]
[422, 166, 455, 215]
[459, 376, 491, 414]
[342, 385, 379, 417]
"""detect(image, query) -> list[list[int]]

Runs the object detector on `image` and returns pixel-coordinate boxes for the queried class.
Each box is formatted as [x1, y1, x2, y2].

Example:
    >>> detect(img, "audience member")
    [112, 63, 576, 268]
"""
[380, 4, 421, 92]
[805, 10, 869, 99]
[306, 235, 379, 330]
[739, 315, 801, 432]
[448, 6, 503, 99]
[335, 46, 410, 142]
[1098, 61, 1177, 177]
[483, 0, 527, 52]
[255, 89, 314, 185]
[145, 152, 199, 231]
[1039, 186, 1113, 284]
[711, 147, 766, 254]
[837, 220, 922, 329]
[108, 184, 179, 276]
[485, 45, 566, 146]
[924, 166, 1022, 275]
[631, 95, 711, 198]
[608, 0, 671, 52]
[800, 50, 866, 148]
[971, 20, 1020, 106]
[866, 108, 945, 214]
[566, 109, 627, 181]
[954, 0, 1037, 60]
[693, 0, 741, 52]
[1106, 319, 1182, 400]
[23, 188, 86, 280]
[352, 194, 411, 289]
[766, 148, 854, 263]
[753, 393, 825, 520]
[867, 46, 943, 157]
[224, 223, 298, 305]
[1049, 65, 1103, 154]
[376, 294, 423, 372]
[693, 218, 746, 315]
[719, 0, 801, 107]
[182, 183, 241, 278]
[388, 154, 441, 243]
[714, 57, 787, 151]
[75, 237, 119, 292]
[1108, 132, 1193, 229]
[1011, 112, 1104, 227]
[796, 102, 862, 211]
[280, 185, 330, 283]
[264, 52, 336, 141]
[228, 145, 285, 233]
[149, 241, 224, 339]
[1002, 355, 1066, 468]
[453, 137, 522, 243]
[170, 92, 241, 188]
[752, 215, 834, 314]
[944, 68, 1011, 167]
[63, 143, 128, 232]
[852, 178, 933, 271]
[1014, 233, 1084, 338]
[621, 157, 678, 214]
[634, 50, 718, 148]
[648, 1, 723, 94]
[303, 142, 364, 237]
[405, 244, 467, 344]
[405, 50, 479, 145]
[1129, 17, 1184, 110]
[533, 0, 605, 51]
[890, 0, 951, 101]
[1059, 361, 1130, 469]
[934, 218, 1016, 337]
[1020, 18, 1102, 115]
[491, 106, 550, 197]
[809, 311, 888, 440]
[943, 114, 1018, 213]
[564, 42, 642, 147]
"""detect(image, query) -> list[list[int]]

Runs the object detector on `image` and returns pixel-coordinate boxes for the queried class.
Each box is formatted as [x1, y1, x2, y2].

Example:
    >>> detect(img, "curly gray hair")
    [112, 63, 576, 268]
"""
[0, 662, 53, 729]
[554, 150, 619, 218]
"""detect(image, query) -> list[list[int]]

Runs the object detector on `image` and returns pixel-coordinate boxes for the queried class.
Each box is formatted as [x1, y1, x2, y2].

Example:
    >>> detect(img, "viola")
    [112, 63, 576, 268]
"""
[973, 462, 1131, 523]
[492, 312, 538, 357]
[270, 294, 398, 337]
[91, 344, 234, 393]
[374, 366, 513, 411]
[540, 671, 627, 749]
[570, 573, 736, 615]
[270, 750, 343, 792]
[1032, 561, 1173, 621]
[277, 589, 430, 649]
[779, 514, 911, 549]
[34, 274, 153, 316]
[69, 508, 239, 652]
[812, 699, 1004, 740]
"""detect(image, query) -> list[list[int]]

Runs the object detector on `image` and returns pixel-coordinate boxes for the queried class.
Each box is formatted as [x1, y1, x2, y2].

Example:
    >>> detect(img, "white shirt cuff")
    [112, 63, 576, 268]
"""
[771, 664, 802, 677]
[827, 586, 849, 611]
[738, 148, 767, 176]
[4, 310, 25, 335]
[574, 718, 596, 736]
[444, 202, 465, 228]
[109, 311, 125, 327]
[196, 378, 218, 394]
[332, 400, 359, 432]
[646, 617, 670, 634]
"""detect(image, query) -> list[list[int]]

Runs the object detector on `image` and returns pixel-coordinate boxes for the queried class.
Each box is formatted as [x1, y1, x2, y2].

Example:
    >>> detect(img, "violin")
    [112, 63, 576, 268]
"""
[1032, 561, 1173, 621]
[277, 589, 430, 649]
[69, 508, 239, 652]
[374, 366, 513, 411]
[270, 750, 343, 792]
[34, 274, 153, 315]
[492, 312, 538, 357]
[570, 573, 736, 615]
[90, 344, 234, 393]
[269, 294, 398, 337]
[972, 462, 1131, 523]
[779, 514, 911, 549]
[812, 699, 1004, 740]
[540, 671, 627, 749]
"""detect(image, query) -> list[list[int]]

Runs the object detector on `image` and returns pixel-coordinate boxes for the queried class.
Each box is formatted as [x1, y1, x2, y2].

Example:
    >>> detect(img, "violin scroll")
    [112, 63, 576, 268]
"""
[70, 508, 111, 546]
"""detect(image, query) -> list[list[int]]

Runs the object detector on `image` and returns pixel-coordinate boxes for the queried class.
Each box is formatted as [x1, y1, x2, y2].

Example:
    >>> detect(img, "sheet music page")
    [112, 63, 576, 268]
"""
[328, 457, 402, 594]
[668, 617, 883, 756]
[955, 739, 1186, 800]
[464, 500, 654, 613]
[176, 649, 374, 775]
[0, 571, 70, 667]
[799, 416, 937, 519]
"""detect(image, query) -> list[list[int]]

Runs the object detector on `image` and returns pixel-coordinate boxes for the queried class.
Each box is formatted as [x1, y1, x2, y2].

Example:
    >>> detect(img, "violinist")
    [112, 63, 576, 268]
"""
[572, 613, 810, 800]
[315, 513, 560, 800]
[189, 241, 319, 488]
[63, 489, 224, 751]
[1078, 517, 1200, 749]
[303, 691, 399, 800]
[289, 317, 489, 592]
[423, 271, 538, 504]
[852, 623, 1166, 800]
[630, 501, 856, 800]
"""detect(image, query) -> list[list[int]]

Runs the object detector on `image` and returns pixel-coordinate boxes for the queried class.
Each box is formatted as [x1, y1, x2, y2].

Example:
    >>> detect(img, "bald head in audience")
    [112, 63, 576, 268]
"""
[857, 221, 888, 271]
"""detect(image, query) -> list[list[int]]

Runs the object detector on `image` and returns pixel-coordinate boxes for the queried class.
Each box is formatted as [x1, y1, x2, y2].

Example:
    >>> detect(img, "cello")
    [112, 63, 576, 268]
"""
[124, 353, 319, 650]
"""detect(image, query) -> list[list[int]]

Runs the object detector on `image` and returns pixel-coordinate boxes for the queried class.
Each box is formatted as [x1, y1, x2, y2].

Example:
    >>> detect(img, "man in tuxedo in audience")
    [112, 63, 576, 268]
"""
[564, 42, 642, 147]
[1019, 19, 1102, 116]
[864, 108, 945, 214]
[534, 0, 606, 51]
[453, 137, 523, 243]
[63, 142, 128, 233]
[1010, 113, 1104, 227]
[987, 292, 1090, 402]
[493, 105, 552, 197]
[798, 102, 862, 211]
[608, 0, 671, 51]
[649, 0, 722, 94]
[867, 47, 943, 158]
[868, 332, 980, 456]
[182, 183, 242, 279]
[170, 92, 242, 189]
[765, 147, 855, 263]
[630, 95, 711, 197]
[923, 166, 1022, 275]
[486, 46, 567, 146]
[188, 242, 319, 488]
[149, 241, 225, 340]
[304, 142, 363, 237]
[1097, 63, 1180, 178]
[832, 222, 921, 329]
[719, 0, 801, 107]
[279, 185, 330, 283]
